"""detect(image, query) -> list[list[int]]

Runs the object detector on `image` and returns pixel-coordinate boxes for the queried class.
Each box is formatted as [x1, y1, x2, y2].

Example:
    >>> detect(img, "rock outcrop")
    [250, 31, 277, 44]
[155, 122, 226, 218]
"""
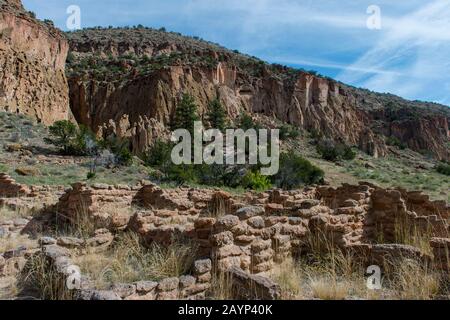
[66, 28, 450, 160]
[0, 0, 72, 124]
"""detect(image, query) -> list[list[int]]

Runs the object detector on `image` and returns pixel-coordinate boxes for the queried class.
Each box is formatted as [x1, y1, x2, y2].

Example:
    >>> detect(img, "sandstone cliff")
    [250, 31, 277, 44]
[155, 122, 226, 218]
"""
[66, 28, 449, 160]
[0, 0, 72, 124]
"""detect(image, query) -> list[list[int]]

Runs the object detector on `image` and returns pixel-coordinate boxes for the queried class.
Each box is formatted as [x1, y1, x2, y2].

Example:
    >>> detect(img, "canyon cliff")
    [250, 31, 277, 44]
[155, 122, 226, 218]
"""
[0, 0, 72, 124]
[66, 28, 449, 160]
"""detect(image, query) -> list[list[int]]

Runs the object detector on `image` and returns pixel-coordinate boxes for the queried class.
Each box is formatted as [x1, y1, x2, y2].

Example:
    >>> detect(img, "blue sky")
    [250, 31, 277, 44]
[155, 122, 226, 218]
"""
[23, 0, 450, 106]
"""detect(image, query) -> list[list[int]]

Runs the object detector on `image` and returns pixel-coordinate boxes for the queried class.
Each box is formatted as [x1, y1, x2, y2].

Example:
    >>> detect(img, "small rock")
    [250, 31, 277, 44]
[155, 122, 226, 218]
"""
[3, 246, 27, 259]
[111, 283, 136, 298]
[297, 199, 320, 209]
[13, 218, 29, 227]
[91, 290, 121, 300]
[247, 216, 265, 229]
[216, 215, 239, 229]
[211, 231, 233, 246]
[179, 275, 196, 289]
[157, 277, 179, 292]
[235, 206, 265, 220]
[135, 281, 158, 293]
[194, 259, 212, 275]
[38, 236, 57, 246]
[342, 199, 359, 207]
[43, 245, 70, 259]
[92, 183, 110, 190]
[57, 236, 84, 248]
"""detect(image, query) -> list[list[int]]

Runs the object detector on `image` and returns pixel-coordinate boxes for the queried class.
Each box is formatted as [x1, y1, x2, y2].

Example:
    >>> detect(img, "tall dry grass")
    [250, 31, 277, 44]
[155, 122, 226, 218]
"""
[394, 215, 434, 256]
[209, 271, 234, 300]
[74, 232, 198, 289]
[19, 253, 74, 300]
[274, 227, 446, 300]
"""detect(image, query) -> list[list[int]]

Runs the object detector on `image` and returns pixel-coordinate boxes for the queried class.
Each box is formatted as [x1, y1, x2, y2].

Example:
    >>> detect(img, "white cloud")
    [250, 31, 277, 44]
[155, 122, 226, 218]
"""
[338, 0, 450, 105]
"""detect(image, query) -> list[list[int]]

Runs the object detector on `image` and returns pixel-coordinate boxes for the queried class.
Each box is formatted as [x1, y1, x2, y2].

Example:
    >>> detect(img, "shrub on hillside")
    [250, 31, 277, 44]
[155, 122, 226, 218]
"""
[272, 153, 324, 189]
[99, 135, 133, 166]
[242, 170, 272, 191]
[145, 139, 174, 168]
[386, 136, 407, 150]
[316, 139, 356, 162]
[436, 163, 450, 176]
[45, 120, 97, 156]
[45, 120, 78, 154]
[279, 124, 300, 141]
[238, 113, 260, 131]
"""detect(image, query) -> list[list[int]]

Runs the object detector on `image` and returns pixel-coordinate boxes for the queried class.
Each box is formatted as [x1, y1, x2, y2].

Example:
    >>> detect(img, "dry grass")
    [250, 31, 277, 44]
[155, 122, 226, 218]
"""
[74, 232, 198, 289]
[387, 258, 442, 300]
[207, 194, 228, 218]
[0, 205, 32, 221]
[19, 253, 74, 300]
[270, 258, 302, 299]
[54, 201, 97, 240]
[268, 230, 369, 300]
[209, 271, 234, 300]
[308, 277, 350, 300]
[0, 277, 18, 300]
[394, 215, 434, 256]
[0, 233, 37, 253]
[271, 227, 447, 300]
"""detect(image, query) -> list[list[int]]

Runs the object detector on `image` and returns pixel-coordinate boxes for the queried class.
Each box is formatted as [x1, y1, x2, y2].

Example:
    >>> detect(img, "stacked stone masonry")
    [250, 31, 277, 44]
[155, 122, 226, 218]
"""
[53, 181, 449, 275]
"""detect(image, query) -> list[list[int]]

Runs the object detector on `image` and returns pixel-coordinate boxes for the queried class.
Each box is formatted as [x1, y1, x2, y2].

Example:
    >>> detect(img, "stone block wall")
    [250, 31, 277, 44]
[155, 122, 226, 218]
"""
[53, 181, 449, 278]
[39, 242, 212, 300]
[430, 238, 450, 272]
[0, 173, 30, 198]
[56, 182, 139, 231]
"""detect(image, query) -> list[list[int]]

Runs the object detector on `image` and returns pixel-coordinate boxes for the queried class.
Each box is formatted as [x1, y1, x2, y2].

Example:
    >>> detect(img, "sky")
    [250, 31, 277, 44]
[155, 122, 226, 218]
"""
[22, 0, 450, 106]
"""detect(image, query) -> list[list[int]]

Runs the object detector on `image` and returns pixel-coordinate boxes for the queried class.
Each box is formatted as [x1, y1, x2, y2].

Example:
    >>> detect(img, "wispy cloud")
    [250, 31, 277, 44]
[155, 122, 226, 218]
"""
[338, 1, 450, 105]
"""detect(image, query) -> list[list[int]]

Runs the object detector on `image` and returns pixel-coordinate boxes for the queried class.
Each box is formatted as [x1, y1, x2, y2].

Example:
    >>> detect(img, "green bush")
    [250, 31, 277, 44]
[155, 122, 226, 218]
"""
[166, 164, 199, 185]
[145, 139, 173, 167]
[45, 121, 79, 155]
[386, 136, 407, 150]
[272, 153, 324, 189]
[436, 163, 450, 176]
[242, 171, 272, 191]
[195, 164, 244, 188]
[100, 135, 133, 166]
[279, 124, 300, 141]
[238, 113, 260, 131]
[86, 172, 96, 180]
[308, 128, 323, 141]
[45, 121, 99, 156]
[317, 139, 356, 162]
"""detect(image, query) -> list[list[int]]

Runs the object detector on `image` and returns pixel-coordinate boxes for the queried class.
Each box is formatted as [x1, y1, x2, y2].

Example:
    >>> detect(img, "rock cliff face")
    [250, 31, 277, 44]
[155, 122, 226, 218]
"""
[66, 29, 449, 159]
[0, 0, 72, 124]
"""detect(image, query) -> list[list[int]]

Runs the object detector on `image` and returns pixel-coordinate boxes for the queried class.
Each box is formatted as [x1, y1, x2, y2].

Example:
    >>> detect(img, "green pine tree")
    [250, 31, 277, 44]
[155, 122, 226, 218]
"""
[206, 98, 227, 131]
[171, 94, 200, 135]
